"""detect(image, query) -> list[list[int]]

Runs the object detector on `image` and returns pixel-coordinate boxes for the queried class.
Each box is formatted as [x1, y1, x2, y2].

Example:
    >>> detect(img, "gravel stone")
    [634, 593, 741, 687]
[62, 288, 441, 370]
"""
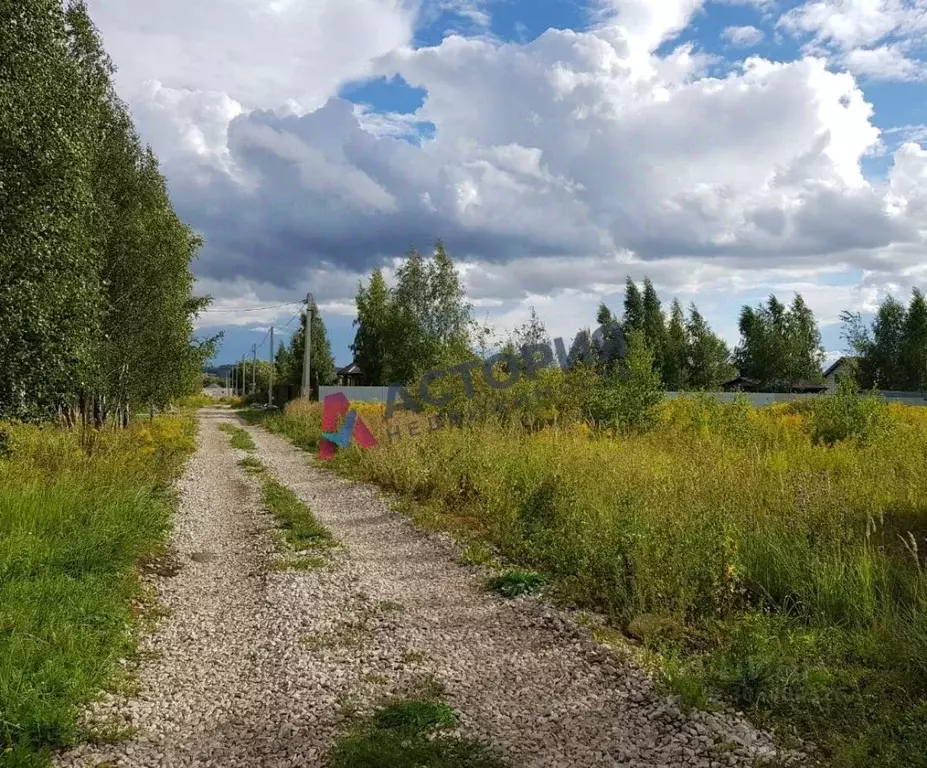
[54, 408, 805, 767]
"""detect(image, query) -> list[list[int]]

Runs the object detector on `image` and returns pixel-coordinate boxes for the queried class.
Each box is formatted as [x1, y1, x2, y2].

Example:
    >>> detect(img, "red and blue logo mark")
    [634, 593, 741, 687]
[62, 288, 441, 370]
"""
[318, 393, 378, 460]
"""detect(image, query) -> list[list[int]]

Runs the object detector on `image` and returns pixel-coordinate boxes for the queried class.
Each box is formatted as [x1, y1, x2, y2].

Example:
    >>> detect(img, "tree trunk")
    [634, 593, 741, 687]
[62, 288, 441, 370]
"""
[93, 394, 104, 429]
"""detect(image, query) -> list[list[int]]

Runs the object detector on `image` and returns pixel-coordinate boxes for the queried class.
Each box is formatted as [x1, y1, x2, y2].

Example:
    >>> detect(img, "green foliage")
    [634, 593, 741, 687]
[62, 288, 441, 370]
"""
[585, 330, 664, 433]
[264, 392, 927, 766]
[238, 455, 266, 475]
[686, 305, 736, 390]
[331, 696, 506, 768]
[845, 288, 927, 391]
[0, 0, 101, 420]
[352, 269, 391, 386]
[217, 423, 256, 451]
[373, 700, 458, 733]
[607, 280, 732, 391]
[259, 474, 336, 552]
[0, 1, 212, 422]
[662, 299, 689, 390]
[807, 376, 897, 446]
[510, 306, 550, 351]
[352, 242, 473, 386]
[641, 278, 667, 366]
[0, 415, 194, 763]
[901, 289, 927, 390]
[486, 569, 547, 598]
[239, 401, 322, 452]
[623, 277, 644, 333]
[735, 294, 825, 391]
[282, 301, 337, 394]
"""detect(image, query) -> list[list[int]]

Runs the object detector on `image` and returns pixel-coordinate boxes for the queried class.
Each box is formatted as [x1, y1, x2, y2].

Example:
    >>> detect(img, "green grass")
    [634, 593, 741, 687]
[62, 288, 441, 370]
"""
[331, 696, 506, 768]
[486, 569, 547, 598]
[217, 423, 256, 451]
[242, 457, 338, 572]
[0, 415, 195, 766]
[260, 476, 335, 552]
[457, 540, 499, 568]
[237, 455, 266, 475]
[235, 447, 337, 571]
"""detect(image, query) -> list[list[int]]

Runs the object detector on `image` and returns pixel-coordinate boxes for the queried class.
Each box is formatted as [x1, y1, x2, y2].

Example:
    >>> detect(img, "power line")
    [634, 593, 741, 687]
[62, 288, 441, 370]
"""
[254, 302, 307, 356]
[283, 305, 304, 328]
[199, 300, 305, 314]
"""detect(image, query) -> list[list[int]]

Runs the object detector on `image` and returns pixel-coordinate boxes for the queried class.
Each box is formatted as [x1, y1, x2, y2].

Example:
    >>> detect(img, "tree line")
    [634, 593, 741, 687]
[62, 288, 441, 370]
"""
[842, 290, 927, 391]
[346, 244, 927, 394]
[1, 0, 215, 424]
[346, 244, 792, 392]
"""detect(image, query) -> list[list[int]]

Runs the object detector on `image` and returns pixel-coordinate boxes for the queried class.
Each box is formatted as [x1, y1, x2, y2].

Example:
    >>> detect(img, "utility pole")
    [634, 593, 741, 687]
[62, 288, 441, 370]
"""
[240, 355, 246, 397]
[301, 293, 313, 400]
[251, 344, 257, 395]
[268, 326, 274, 407]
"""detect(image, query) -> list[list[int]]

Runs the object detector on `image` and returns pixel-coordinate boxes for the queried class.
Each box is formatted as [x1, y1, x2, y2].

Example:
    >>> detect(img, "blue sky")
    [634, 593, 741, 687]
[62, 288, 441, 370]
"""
[86, 0, 927, 370]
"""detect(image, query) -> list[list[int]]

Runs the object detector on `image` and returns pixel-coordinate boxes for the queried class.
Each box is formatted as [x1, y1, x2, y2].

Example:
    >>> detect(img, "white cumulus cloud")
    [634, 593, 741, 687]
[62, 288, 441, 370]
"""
[722, 25, 766, 47]
[84, 0, 927, 348]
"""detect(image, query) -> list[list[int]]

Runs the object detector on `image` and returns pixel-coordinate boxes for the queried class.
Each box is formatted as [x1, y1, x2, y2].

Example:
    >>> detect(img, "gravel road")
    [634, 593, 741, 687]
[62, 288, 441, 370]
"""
[55, 408, 801, 768]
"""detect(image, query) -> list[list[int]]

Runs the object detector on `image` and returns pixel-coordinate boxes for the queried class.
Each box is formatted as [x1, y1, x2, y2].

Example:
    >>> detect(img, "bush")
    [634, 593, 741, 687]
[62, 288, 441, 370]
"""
[584, 330, 663, 434]
[807, 375, 897, 446]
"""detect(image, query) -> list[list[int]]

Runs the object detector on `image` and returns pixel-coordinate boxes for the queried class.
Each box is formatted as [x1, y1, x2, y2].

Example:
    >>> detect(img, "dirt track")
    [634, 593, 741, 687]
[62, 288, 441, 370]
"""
[55, 408, 795, 768]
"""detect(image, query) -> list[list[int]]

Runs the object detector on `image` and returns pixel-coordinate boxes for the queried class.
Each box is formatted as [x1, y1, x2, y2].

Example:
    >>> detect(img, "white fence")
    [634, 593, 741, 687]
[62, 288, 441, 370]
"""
[317, 386, 927, 407]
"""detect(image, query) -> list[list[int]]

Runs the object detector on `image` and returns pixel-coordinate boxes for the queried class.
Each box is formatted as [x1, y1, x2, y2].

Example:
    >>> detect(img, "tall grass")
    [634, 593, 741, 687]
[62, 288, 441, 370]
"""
[257, 389, 927, 766]
[0, 416, 195, 766]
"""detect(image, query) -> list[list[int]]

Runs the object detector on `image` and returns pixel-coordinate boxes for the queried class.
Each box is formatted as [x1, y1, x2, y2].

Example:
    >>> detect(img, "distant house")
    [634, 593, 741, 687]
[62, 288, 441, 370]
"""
[336, 361, 364, 386]
[823, 356, 860, 390]
[721, 376, 760, 392]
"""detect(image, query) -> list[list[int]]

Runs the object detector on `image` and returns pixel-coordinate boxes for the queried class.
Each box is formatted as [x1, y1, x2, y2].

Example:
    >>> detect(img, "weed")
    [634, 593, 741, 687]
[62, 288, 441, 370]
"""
[217, 423, 256, 451]
[361, 673, 389, 686]
[457, 540, 497, 568]
[304, 617, 371, 651]
[374, 700, 458, 732]
[377, 600, 405, 613]
[238, 456, 265, 474]
[260, 476, 336, 552]
[330, 695, 506, 768]
[399, 650, 428, 666]
[258, 393, 927, 765]
[487, 569, 547, 598]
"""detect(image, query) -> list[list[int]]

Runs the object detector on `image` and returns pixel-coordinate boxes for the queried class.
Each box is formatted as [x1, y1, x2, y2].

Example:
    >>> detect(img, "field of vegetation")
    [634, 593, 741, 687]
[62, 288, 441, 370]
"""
[0, 415, 195, 767]
[247, 381, 927, 767]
